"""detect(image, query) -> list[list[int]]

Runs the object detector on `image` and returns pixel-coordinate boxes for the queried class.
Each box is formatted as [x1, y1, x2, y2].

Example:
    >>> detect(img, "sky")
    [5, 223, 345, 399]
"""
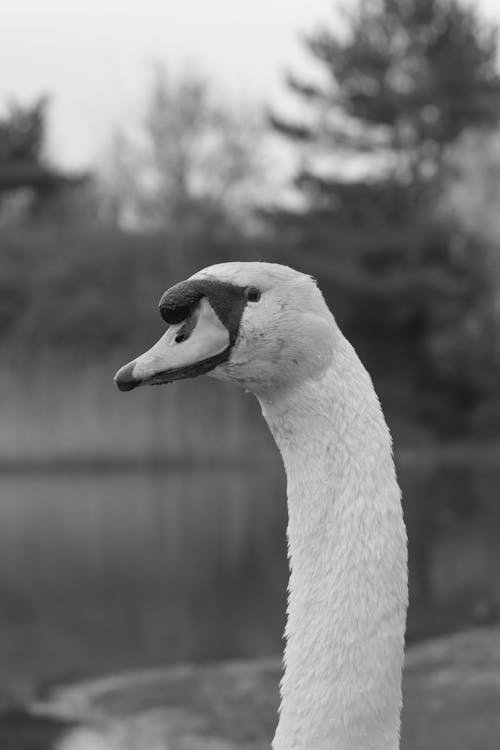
[2, 0, 500, 170]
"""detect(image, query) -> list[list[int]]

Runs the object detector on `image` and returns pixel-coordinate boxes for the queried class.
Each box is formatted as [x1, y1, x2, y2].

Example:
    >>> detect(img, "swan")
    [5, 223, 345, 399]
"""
[114, 262, 408, 750]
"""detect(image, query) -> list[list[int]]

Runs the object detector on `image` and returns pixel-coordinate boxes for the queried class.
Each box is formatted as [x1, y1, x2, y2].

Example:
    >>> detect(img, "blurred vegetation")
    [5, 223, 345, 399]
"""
[0, 98, 87, 224]
[97, 64, 269, 232]
[0, 224, 265, 357]
[0, 0, 500, 442]
[268, 0, 500, 436]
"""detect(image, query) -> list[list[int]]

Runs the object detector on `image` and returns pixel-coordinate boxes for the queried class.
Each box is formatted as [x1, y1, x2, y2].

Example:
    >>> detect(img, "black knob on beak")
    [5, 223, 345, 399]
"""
[159, 281, 203, 324]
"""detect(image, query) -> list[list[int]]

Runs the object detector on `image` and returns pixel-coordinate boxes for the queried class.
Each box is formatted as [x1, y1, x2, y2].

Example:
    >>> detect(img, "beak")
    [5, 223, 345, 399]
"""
[114, 298, 230, 391]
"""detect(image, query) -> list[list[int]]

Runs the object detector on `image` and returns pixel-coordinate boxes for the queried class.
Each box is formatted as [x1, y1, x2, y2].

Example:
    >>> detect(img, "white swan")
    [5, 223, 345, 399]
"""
[114, 262, 408, 750]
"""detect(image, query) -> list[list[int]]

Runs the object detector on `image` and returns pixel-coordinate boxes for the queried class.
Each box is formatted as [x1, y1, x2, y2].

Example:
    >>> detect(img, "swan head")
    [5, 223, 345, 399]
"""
[114, 262, 337, 396]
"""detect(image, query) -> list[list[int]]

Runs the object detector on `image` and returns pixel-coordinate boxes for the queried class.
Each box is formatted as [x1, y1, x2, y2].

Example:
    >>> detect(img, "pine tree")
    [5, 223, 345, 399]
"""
[272, 0, 500, 209]
[0, 98, 86, 223]
[270, 0, 500, 435]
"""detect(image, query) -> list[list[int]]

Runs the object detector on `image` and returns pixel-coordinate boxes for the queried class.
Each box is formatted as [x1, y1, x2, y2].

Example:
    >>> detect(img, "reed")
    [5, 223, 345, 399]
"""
[0, 359, 275, 466]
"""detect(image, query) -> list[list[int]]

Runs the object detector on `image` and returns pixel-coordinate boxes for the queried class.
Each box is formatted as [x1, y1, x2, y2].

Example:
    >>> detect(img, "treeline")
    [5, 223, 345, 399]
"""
[0, 224, 266, 355]
[1, 219, 497, 440]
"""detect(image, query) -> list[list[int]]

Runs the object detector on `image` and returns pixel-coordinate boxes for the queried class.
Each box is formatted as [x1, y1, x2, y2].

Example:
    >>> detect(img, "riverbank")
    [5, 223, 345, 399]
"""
[2, 626, 499, 750]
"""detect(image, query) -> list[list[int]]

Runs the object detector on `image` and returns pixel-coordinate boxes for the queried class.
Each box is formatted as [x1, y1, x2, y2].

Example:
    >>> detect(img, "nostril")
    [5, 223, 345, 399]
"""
[174, 316, 196, 344]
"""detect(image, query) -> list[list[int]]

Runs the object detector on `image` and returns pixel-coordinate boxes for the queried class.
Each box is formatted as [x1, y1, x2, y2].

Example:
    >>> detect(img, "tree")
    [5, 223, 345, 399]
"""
[272, 0, 500, 201]
[99, 65, 267, 233]
[270, 0, 500, 435]
[0, 98, 87, 224]
[436, 131, 500, 415]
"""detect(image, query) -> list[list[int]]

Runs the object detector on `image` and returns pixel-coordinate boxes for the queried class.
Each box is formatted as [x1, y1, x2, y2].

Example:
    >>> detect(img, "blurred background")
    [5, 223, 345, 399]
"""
[1, 0, 499, 706]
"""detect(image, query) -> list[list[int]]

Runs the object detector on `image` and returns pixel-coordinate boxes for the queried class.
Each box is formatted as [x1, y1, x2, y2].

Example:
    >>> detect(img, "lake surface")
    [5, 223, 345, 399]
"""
[0, 461, 499, 694]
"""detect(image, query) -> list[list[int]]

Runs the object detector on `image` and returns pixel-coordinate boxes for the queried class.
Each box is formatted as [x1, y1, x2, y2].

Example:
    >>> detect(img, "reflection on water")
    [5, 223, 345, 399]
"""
[0, 462, 499, 691]
[401, 462, 500, 639]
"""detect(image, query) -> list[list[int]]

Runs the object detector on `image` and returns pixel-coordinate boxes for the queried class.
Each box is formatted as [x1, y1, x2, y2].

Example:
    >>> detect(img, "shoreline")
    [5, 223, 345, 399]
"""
[0, 441, 498, 473]
[1, 626, 499, 750]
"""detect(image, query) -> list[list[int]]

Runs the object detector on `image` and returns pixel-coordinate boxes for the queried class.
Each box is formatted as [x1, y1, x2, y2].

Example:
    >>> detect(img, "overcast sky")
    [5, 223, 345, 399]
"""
[2, 0, 500, 169]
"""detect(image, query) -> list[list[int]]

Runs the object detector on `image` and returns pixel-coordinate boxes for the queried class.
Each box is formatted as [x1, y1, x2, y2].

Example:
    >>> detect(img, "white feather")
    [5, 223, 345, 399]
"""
[198, 262, 409, 750]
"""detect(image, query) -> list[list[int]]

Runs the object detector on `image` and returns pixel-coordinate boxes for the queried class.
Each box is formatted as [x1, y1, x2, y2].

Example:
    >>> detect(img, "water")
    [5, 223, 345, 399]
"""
[0, 461, 499, 693]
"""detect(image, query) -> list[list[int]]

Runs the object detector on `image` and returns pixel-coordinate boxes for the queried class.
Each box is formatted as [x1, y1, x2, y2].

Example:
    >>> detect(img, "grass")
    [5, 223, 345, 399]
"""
[0, 359, 275, 466]
[1, 358, 499, 470]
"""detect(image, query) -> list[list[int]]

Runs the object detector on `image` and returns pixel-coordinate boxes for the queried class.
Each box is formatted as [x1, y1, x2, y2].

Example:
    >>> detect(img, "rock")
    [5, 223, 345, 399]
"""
[401, 626, 500, 750]
[2, 627, 499, 749]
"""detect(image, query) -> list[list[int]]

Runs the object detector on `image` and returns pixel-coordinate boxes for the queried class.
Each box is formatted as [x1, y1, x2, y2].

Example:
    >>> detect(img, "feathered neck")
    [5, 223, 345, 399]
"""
[259, 335, 408, 750]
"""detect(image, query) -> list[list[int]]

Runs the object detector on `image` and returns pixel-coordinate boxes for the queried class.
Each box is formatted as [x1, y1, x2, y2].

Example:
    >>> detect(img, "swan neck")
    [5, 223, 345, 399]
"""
[259, 347, 408, 750]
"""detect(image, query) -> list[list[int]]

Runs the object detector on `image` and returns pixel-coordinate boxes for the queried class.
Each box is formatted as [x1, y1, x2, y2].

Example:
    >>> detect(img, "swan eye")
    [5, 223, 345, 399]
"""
[245, 286, 261, 303]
